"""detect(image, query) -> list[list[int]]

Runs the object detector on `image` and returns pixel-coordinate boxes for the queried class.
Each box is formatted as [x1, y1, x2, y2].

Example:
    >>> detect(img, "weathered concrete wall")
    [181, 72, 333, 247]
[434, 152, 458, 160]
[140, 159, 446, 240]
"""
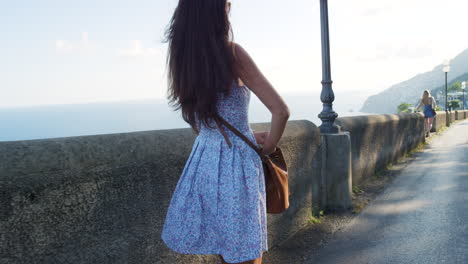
[431, 111, 447, 132]
[1, 113, 434, 263]
[251, 121, 321, 251]
[455, 110, 468, 120]
[450, 111, 456, 124]
[0, 129, 199, 264]
[0, 120, 321, 264]
[336, 113, 425, 184]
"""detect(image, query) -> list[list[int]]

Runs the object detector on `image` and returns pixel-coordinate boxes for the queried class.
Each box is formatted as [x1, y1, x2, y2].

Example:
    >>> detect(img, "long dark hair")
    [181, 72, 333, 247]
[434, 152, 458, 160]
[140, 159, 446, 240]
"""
[165, 0, 238, 134]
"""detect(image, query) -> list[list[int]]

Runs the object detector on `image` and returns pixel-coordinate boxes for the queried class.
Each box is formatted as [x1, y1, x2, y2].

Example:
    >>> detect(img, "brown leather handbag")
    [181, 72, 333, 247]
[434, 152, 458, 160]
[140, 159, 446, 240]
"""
[214, 116, 289, 214]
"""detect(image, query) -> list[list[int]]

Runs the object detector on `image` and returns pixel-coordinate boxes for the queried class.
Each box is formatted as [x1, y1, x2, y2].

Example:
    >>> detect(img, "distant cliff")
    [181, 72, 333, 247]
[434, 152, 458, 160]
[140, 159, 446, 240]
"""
[361, 48, 468, 114]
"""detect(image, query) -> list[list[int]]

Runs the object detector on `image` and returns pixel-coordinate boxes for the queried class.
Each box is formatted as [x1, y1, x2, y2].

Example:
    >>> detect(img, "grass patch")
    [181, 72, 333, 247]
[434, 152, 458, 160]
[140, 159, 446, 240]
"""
[352, 186, 364, 194]
[404, 140, 429, 158]
[412, 141, 428, 153]
[352, 203, 365, 214]
[309, 216, 321, 224]
[386, 163, 394, 171]
[308, 207, 325, 224]
[435, 126, 448, 135]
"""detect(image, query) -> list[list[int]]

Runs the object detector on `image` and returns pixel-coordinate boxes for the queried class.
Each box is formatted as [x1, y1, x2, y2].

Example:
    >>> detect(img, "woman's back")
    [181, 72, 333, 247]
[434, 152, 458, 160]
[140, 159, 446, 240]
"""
[162, 81, 268, 263]
[422, 96, 433, 106]
[198, 83, 253, 137]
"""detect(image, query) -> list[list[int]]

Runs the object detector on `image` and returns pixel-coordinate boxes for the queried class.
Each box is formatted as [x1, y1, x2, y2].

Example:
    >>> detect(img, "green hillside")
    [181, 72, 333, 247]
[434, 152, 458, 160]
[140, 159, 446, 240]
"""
[430, 72, 468, 96]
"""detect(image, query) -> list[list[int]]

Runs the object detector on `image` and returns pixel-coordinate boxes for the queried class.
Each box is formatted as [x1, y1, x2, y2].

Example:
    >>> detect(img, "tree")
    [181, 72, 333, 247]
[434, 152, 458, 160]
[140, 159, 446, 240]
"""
[449, 81, 462, 92]
[397, 102, 412, 113]
[448, 100, 460, 110]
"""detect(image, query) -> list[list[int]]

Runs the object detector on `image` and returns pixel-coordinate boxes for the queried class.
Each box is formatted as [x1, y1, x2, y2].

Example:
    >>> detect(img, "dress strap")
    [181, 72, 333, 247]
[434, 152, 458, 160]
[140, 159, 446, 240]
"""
[214, 115, 263, 157]
[214, 118, 233, 148]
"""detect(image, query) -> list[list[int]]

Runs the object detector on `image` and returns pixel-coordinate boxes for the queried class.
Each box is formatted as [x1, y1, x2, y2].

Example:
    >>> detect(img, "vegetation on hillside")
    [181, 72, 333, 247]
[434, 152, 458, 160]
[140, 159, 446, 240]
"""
[431, 72, 468, 96]
[449, 81, 463, 92]
[397, 103, 412, 113]
[449, 100, 460, 110]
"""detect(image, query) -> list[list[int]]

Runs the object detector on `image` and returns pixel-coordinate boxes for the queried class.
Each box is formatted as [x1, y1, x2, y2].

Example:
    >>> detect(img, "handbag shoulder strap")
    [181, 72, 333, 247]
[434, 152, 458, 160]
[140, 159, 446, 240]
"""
[214, 115, 263, 157]
[214, 118, 233, 148]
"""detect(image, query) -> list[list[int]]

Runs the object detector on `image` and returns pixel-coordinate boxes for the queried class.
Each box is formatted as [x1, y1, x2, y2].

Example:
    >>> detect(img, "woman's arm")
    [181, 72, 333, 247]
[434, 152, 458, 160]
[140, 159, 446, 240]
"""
[432, 97, 437, 109]
[415, 100, 422, 111]
[233, 43, 290, 155]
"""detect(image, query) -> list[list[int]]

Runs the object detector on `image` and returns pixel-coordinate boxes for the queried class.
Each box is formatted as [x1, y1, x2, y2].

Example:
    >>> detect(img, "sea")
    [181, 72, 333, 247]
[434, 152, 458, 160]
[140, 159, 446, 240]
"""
[0, 90, 373, 142]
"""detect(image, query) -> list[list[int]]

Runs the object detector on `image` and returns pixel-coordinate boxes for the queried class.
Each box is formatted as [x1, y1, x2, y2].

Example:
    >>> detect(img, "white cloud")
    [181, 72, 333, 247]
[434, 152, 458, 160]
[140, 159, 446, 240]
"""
[118, 40, 162, 58]
[55, 39, 73, 52]
[55, 31, 94, 54]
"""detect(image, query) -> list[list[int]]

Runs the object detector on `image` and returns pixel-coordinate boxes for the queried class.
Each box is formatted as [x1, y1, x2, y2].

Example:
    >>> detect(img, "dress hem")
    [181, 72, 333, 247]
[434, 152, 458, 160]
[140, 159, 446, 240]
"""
[161, 235, 268, 263]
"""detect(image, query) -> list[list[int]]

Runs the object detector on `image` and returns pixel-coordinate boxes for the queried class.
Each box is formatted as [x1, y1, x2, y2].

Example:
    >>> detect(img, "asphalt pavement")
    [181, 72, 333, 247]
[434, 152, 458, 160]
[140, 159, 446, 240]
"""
[310, 120, 468, 264]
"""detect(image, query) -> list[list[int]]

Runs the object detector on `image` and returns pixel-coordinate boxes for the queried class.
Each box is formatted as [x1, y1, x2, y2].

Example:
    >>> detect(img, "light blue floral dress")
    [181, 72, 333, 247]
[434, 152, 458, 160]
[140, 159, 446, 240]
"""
[161, 83, 268, 263]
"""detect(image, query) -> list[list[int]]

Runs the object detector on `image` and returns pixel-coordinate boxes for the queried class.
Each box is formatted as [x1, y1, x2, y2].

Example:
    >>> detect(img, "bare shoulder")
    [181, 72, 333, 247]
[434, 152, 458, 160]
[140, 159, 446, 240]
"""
[230, 42, 263, 81]
[231, 42, 251, 64]
[228, 42, 289, 115]
[229, 42, 244, 54]
[229, 42, 247, 86]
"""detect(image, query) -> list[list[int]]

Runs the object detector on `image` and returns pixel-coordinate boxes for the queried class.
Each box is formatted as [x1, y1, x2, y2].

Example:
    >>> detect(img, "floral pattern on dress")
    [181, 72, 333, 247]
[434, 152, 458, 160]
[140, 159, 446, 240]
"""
[161, 84, 268, 263]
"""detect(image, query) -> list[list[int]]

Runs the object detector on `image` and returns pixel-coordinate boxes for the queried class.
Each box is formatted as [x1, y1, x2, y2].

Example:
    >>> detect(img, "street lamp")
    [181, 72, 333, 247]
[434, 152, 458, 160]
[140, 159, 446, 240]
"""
[462, 81, 466, 110]
[442, 60, 450, 111]
[318, 0, 340, 133]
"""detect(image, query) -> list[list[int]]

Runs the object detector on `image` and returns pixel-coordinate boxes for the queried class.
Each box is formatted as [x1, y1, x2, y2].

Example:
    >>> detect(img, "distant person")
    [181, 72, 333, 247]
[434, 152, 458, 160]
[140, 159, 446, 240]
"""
[416, 90, 437, 137]
[160, 1, 290, 264]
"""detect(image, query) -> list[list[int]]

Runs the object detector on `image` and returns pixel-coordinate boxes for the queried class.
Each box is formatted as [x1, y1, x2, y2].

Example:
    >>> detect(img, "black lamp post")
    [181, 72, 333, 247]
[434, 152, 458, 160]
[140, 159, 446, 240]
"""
[443, 61, 450, 111]
[462, 81, 466, 110]
[318, 0, 340, 134]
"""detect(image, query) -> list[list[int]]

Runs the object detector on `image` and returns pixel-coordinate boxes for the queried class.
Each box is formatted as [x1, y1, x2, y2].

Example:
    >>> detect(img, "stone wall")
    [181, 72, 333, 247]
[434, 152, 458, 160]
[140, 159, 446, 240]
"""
[250, 121, 322, 252]
[336, 113, 426, 184]
[1, 113, 433, 263]
[431, 111, 447, 132]
[455, 110, 468, 120]
[0, 120, 321, 264]
[450, 111, 456, 124]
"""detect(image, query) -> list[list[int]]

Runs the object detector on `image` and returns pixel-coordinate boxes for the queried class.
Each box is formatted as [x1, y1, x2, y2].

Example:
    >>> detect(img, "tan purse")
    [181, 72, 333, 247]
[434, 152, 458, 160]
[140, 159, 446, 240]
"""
[214, 116, 289, 214]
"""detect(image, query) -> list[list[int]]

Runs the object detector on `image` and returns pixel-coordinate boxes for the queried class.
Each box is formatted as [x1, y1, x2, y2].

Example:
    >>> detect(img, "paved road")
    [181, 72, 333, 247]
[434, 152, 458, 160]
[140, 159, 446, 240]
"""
[311, 120, 468, 264]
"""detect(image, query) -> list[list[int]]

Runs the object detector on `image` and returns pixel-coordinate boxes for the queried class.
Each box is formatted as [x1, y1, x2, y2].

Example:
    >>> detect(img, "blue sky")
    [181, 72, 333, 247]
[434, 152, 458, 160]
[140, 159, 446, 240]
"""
[1, 0, 467, 108]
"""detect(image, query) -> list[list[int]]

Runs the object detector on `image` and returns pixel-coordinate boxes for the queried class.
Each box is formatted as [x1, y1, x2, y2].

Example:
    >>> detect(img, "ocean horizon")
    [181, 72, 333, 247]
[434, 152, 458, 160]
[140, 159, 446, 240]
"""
[0, 90, 373, 142]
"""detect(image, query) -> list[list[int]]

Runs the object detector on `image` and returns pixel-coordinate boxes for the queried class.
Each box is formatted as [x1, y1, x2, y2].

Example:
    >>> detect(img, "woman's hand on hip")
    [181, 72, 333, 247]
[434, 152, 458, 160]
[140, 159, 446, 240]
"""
[254, 131, 269, 145]
[261, 142, 277, 156]
[255, 131, 277, 155]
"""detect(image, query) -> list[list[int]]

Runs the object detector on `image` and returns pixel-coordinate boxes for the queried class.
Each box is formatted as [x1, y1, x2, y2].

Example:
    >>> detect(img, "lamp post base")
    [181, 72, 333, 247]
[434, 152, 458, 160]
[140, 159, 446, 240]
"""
[318, 111, 341, 134]
[446, 110, 451, 127]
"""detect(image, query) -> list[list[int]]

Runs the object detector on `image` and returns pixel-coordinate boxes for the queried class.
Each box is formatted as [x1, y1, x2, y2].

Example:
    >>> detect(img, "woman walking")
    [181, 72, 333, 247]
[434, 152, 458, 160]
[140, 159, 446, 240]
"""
[416, 90, 437, 137]
[160, 1, 290, 263]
